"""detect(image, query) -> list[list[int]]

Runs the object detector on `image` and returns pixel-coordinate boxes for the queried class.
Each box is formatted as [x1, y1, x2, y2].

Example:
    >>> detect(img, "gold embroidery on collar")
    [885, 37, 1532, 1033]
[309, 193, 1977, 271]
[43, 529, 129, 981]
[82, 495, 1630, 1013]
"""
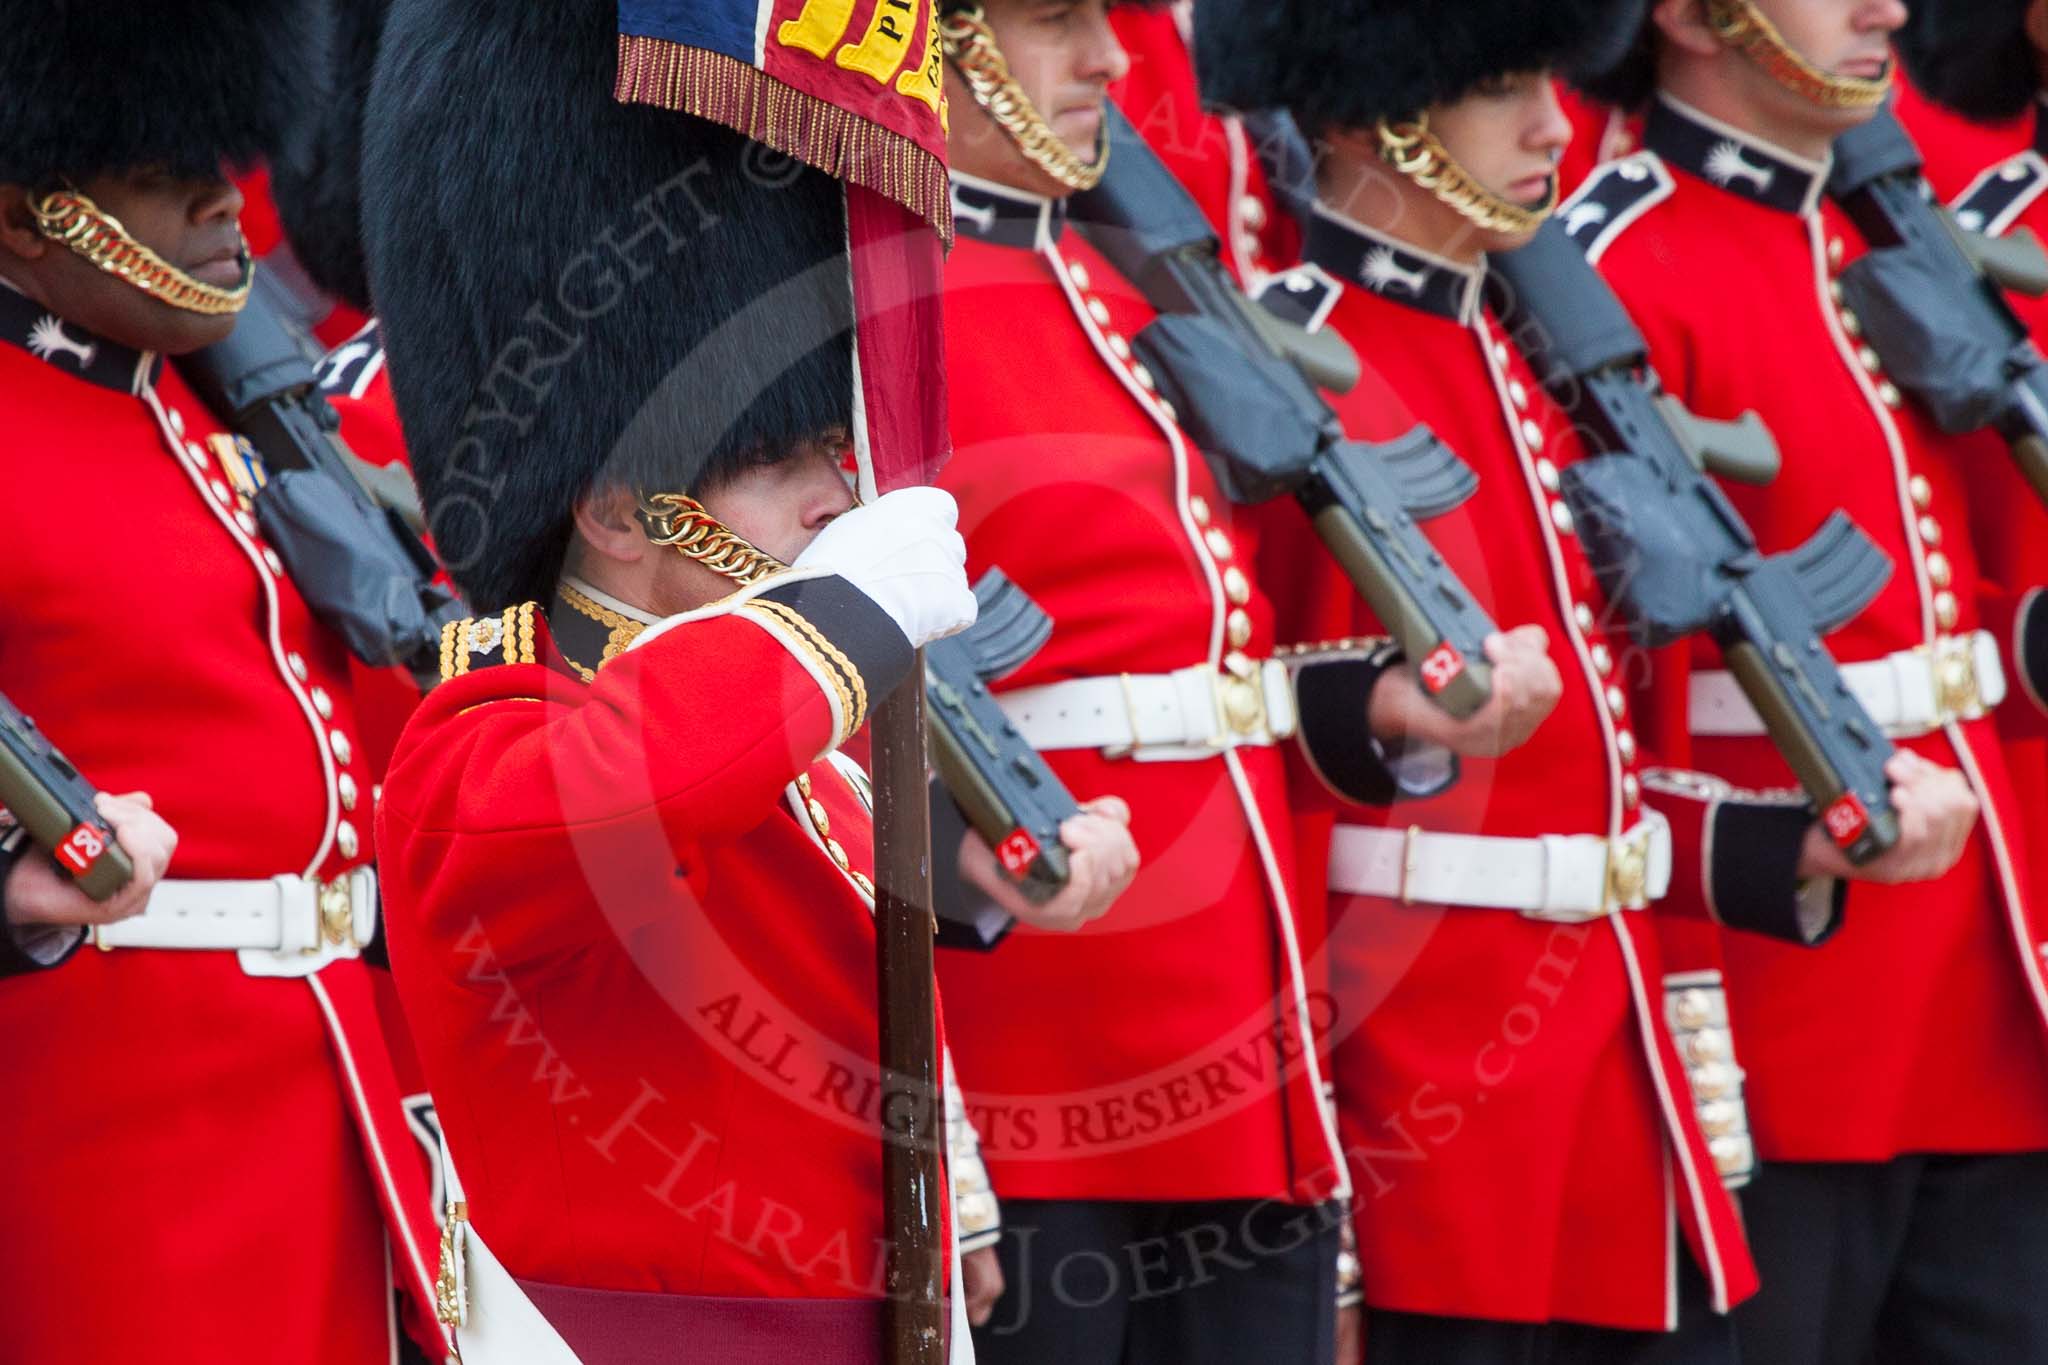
[559, 582, 648, 676]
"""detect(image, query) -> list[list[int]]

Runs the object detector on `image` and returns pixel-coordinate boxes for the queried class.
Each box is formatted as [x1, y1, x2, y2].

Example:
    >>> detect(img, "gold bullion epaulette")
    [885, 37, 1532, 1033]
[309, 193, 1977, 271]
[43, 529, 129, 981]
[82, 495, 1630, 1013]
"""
[1560, 151, 1676, 262]
[439, 602, 541, 682]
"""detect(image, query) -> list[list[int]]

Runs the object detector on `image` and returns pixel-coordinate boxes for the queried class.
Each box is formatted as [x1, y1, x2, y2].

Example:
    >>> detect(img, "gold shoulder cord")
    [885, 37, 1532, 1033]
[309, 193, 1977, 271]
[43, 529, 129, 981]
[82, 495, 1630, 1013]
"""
[941, 5, 1110, 192]
[637, 492, 788, 585]
[30, 189, 253, 316]
[1704, 0, 1892, 110]
[1375, 115, 1558, 236]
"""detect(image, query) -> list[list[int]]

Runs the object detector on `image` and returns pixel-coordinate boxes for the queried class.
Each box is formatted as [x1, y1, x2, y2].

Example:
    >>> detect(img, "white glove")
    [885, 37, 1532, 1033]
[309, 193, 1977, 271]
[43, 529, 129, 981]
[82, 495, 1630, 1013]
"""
[793, 487, 977, 649]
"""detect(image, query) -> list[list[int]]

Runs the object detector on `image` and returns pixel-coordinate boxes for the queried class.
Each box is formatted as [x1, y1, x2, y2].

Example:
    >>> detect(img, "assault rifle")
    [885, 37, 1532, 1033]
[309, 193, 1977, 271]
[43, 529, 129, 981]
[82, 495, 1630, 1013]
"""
[1071, 104, 1500, 718]
[926, 572, 1080, 904]
[1489, 221, 1901, 862]
[0, 692, 134, 899]
[179, 267, 463, 691]
[1827, 107, 2048, 507]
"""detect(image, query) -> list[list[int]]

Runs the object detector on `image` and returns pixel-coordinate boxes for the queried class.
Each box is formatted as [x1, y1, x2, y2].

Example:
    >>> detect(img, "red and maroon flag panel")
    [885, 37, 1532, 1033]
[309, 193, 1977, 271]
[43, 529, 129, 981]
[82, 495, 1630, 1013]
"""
[614, 0, 953, 496]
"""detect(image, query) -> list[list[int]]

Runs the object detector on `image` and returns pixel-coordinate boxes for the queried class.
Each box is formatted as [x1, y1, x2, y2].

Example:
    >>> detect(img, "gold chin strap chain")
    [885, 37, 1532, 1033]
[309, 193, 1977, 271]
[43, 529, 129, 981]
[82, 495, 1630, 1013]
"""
[1705, 0, 1892, 110]
[941, 5, 1110, 193]
[1375, 115, 1558, 237]
[637, 492, 788, 586]
[29, 188, 253, 316]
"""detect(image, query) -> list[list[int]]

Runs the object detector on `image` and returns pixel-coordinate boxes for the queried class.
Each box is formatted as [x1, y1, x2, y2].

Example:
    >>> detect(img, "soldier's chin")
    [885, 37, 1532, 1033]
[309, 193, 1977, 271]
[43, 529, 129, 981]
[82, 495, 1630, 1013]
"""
[1063, 133, 1103, 167]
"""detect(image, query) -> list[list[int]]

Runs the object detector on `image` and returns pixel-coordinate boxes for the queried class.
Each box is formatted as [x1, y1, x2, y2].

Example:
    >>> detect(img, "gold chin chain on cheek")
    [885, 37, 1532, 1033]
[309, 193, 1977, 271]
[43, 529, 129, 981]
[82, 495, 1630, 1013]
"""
[29, 188, 253, 316]
[637, 492, 789, 586]
[940, 5, 1110, 193]
[1704, 0, 1892, 110]
[1375, 115, 1558, 237]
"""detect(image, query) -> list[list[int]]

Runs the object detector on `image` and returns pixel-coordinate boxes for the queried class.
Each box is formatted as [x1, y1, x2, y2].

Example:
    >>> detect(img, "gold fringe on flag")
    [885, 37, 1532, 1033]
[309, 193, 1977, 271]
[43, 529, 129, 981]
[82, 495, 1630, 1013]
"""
[615, 33, 954, 244]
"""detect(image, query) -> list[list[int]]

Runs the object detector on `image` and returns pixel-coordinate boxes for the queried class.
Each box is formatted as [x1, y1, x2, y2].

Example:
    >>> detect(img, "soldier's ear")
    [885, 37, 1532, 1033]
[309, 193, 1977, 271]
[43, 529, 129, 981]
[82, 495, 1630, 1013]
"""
[570, 484, 650, 568]
[2027, 0, 2048, 60]
[1648, 0, 1723, 60]
[0, 187, 52, 264]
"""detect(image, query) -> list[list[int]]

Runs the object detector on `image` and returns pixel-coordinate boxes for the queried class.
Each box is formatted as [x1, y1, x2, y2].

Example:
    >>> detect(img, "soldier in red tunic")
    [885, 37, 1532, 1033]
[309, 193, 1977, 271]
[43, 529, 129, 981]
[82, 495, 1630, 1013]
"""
[361, 1, 1139, 1359]
[1576, 2, 2048, 1361]
[931, 3, 1416, 1361]
[1107, 2, 1304, 286]
[0, 3, 447, 1360]
[1894, 0, 2048, 1021]
[1202, 2, 1967, 1360]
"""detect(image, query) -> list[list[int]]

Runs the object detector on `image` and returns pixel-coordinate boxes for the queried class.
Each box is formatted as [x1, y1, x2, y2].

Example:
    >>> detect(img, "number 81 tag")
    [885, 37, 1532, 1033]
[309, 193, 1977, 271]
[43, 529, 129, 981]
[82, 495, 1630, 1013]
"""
[57, 821, 110, 877]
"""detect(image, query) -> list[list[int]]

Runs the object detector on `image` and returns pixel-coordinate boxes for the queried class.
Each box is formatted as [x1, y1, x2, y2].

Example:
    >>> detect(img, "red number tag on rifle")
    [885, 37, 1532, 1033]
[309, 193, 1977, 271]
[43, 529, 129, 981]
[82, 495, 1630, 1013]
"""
[1420, 643, 1467, 695]
[57, 822, 110, 876]
[1823, 793, 1871, 849]
[996, 829, 1041, 877]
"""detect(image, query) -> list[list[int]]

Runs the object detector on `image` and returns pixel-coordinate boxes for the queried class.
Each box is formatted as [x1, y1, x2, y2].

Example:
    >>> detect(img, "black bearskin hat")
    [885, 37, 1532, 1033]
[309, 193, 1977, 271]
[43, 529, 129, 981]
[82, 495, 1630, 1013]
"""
[363, 0, 856, 613]
[1570, 0, 1666, 113]
[1196, 0, 1648, 134]
[272, 0, 392, 313]
[0, 0, 321, 186]
[1898, 0, 2037, 125]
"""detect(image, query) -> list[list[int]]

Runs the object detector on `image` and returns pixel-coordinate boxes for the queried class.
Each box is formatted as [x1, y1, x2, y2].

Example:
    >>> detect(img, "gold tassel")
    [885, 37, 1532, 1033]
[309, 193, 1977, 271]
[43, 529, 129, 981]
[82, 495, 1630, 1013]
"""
[614, 35, 954, 244]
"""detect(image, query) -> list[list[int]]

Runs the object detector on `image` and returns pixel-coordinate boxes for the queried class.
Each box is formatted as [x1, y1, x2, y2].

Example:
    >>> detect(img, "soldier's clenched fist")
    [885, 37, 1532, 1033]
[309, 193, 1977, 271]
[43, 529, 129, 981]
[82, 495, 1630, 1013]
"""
[1799, 750, 1979, 885]
[960, 795, 1140, 933]
[4, 791, 177, 929]
[1369, 625, 1565, 758]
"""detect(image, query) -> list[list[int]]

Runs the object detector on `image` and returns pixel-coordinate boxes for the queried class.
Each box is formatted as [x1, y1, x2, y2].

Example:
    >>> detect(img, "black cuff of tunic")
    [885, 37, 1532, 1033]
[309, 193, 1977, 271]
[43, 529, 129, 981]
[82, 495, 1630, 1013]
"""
[1710, 801, 1844, 945]
[2020, 589, 2048, 715]
[929, 779, 1014, 953]
[1294, 650, 1460, 806]
[0, 839, 88, 977]
[757, 574, 916, 715]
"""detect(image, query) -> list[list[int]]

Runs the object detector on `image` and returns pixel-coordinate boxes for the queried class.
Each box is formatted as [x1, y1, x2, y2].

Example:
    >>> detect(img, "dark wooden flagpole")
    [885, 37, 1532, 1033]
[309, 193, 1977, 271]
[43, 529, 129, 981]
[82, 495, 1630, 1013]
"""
[606, 10, 953, 1358]
[872, 668, 947, 1365]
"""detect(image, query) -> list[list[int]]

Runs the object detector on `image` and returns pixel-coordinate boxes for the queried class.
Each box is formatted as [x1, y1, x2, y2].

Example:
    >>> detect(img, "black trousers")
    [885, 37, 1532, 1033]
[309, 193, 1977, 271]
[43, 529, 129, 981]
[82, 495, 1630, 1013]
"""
[1734, 1152, 2048, 1365]
[972, 1197, 1340, 1365]
[1362, 1255, 1734, 1365]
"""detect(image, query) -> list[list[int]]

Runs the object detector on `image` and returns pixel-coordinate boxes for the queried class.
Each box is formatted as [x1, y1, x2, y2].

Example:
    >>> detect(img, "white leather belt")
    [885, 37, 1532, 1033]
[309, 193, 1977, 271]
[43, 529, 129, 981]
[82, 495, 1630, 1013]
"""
[91, 870, 377, 960]
[998, 660, 1299, 761]
[1689, 632, 2006, 740]
[1327, 812, 1672, 922]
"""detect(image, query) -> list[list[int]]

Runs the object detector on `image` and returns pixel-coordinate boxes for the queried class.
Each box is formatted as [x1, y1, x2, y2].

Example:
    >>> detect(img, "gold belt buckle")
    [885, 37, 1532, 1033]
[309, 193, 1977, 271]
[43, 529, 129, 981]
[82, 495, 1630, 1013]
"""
[1932, 636, 1983, 722]
[1607, 831, 1650, 911]
[317, 877, 355, 949]
[1218, 654, 1268, 739]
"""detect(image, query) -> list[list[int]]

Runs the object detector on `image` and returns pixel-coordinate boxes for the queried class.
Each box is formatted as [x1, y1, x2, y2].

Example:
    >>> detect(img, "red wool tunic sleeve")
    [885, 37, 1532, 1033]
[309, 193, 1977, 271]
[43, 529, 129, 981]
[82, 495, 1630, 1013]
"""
[374, 577, 963, 1302]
